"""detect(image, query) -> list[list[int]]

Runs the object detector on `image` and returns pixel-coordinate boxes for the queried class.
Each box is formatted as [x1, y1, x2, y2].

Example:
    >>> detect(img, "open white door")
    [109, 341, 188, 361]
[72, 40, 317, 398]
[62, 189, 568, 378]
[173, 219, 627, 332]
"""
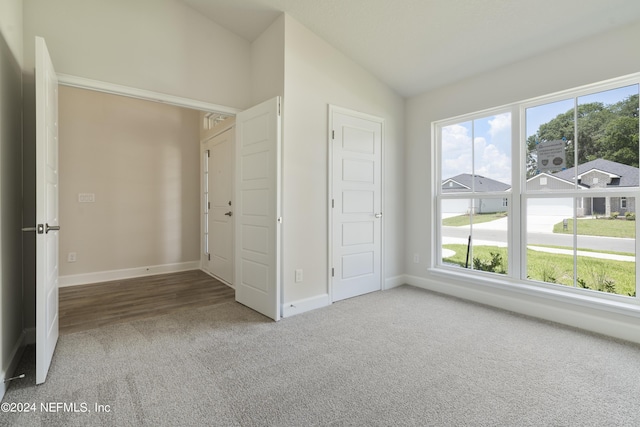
[35, 37, 60, 384]
[235, 97, 281, 320]
[330, 107, 383, 302]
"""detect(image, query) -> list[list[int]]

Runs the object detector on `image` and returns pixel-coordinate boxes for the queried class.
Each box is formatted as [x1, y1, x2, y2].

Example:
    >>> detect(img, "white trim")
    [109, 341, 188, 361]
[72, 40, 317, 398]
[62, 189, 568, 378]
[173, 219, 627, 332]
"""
[57, 73, 241, 115]
[282, 294, 331, 318]
[577, 168, 620, 180]
[406, 271, 640, 344]
[384, 275, 406, 290]
[1, 330, 26, 401]
[59, 261, 200, 287]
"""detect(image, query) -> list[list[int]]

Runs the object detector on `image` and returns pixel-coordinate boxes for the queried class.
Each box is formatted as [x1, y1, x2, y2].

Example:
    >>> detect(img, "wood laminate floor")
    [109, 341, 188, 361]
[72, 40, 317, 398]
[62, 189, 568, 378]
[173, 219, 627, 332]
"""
[59, 270, 235, 334]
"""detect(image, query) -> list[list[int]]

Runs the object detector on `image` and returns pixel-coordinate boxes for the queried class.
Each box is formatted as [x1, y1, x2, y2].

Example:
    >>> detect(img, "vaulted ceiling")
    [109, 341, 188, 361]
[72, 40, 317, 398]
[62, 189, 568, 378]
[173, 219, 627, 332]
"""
[179, 0, 640, 97]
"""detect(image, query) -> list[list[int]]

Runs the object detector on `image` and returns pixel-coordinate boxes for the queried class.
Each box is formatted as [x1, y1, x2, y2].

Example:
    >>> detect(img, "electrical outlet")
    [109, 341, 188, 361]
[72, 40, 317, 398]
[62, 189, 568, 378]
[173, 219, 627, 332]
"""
[68, 252, 77, 263]
[295, 269, 303, 283]
[413, 253, 420, 263]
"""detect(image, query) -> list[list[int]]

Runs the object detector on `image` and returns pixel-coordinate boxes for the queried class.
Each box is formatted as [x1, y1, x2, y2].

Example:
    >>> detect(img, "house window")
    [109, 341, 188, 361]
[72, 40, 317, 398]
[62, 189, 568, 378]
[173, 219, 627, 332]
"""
[439, 112, 511, 275]
[435, 74, 639, 300]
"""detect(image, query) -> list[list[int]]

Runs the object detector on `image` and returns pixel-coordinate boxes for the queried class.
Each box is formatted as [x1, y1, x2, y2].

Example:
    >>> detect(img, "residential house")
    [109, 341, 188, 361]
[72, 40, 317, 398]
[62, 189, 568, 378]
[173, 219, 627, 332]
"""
[442, 174, 511, 214]
[526, 159, 638, 216]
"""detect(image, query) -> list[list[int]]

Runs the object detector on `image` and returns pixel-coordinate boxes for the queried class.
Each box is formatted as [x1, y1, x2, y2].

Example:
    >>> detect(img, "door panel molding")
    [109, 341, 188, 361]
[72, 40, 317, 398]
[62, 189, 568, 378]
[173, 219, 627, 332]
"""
[328, 105, 384, 302]
[35, 36, 59, 384]
[235, 97, 282, 321]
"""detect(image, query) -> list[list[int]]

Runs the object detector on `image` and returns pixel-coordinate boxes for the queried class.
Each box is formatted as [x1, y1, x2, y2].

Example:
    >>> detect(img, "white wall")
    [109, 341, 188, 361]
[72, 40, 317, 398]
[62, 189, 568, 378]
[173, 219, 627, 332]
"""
[251, 14, 284, 106]
[58, 86, 201, 282]
[0, 0, 23, 400]
[405, 21, 640, 343]
[23, 0, 252, 109]
[282, 15, 405, 308]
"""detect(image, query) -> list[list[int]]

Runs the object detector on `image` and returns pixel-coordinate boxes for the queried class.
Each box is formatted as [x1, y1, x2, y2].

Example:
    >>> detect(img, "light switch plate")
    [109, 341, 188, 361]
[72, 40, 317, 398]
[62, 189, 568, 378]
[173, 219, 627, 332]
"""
[78, 193, 95, 203]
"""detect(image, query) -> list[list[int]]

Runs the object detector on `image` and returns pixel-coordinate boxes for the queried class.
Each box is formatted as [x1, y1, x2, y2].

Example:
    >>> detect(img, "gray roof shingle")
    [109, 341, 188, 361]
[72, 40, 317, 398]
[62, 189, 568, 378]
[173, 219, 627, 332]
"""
[554, 159, 639, 187]
[442, 174, 511, 192]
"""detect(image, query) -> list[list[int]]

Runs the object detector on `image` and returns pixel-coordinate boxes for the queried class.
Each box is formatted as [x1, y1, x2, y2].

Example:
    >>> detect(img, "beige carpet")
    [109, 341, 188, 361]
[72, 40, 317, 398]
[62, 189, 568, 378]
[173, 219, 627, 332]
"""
[3, 285, 640, 426]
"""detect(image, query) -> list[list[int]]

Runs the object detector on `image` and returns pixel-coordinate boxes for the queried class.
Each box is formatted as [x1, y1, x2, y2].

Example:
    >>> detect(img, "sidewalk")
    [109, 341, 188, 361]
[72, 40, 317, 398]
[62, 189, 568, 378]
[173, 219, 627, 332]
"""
[527, 245, 635, 262]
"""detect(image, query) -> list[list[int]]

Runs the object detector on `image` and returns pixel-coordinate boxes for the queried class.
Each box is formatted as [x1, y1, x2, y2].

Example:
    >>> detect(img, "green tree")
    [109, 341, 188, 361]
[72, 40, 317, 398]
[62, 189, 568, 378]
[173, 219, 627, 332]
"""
[526, 94, 639, 178]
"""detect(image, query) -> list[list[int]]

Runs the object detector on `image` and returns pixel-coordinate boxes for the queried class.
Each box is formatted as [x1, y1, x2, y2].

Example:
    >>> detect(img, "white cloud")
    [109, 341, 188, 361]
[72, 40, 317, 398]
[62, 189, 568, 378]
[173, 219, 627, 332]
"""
[441, 118, 511, 185]
[488, 113, 510, 138]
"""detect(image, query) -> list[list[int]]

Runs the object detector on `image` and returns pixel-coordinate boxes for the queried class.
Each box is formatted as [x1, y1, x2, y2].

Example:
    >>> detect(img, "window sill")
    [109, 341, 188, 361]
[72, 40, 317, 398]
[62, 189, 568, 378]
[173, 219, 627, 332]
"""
[426, 266, 640, 320]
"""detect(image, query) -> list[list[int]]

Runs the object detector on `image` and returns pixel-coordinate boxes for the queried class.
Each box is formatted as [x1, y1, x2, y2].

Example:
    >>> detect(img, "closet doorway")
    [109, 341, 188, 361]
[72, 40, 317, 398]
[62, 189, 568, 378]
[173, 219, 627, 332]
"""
[202, 118, 235, 286]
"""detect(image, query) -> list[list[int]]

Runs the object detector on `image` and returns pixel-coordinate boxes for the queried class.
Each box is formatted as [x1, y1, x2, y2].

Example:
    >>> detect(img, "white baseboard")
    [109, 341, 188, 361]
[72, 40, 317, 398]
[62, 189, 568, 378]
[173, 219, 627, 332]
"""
[403, 273, 640, 345]
[59, 261, 201, 287]
[384, 275, 407, 290]
[282, 294, 330, 318]
[1, 330, 26, 402]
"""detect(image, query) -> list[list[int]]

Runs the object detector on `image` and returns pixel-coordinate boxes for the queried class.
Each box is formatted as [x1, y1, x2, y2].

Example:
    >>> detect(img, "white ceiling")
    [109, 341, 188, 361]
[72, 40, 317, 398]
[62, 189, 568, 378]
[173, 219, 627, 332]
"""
[179, 0, 640, 97]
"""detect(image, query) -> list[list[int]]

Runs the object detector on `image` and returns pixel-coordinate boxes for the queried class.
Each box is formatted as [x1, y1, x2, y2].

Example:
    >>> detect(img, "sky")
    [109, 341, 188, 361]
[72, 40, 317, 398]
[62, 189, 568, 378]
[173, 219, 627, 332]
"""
[441, 113, 512, 186]
[441, 84, 639, 187]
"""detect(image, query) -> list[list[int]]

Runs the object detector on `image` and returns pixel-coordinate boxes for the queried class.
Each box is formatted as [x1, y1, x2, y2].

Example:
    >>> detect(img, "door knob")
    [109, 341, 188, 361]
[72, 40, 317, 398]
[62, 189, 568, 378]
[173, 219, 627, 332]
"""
[374, 213, 383, 218]
[224, 211, 233, 217]
[46, 223, 60, 233]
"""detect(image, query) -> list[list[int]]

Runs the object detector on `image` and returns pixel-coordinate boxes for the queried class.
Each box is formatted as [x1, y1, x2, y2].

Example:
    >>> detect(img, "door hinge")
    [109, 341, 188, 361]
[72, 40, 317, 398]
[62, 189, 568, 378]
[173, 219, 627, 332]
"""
[331, 130, 335, 140]
[331, 268, 334, 277]
[208, 202, 211, 210]
[208, 253, 211, 261]
[278, 99, 281, 116]
[206, 149, 210, 158]
[332, 199, 334, 208]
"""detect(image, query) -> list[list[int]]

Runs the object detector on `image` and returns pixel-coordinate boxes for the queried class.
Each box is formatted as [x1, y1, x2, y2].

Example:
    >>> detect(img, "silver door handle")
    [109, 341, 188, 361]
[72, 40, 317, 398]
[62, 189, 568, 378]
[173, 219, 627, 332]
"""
[224, 211, 233, 217]
[46, 223, 60, 233]
[374, 213, 383, 218]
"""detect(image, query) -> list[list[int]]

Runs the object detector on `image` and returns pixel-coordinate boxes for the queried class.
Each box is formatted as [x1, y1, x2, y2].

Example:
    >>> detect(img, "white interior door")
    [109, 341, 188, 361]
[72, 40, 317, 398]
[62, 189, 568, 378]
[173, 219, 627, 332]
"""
[331, 107, 383, 302]
[35, 36, 60, 384]
[203, 128, 234, 284]
[235, 97, 281, 320]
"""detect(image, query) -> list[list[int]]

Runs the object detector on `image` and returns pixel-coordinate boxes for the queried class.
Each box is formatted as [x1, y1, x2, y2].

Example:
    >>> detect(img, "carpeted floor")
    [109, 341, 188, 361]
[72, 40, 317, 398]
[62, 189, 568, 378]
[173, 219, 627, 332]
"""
[2, 285, 640, 426]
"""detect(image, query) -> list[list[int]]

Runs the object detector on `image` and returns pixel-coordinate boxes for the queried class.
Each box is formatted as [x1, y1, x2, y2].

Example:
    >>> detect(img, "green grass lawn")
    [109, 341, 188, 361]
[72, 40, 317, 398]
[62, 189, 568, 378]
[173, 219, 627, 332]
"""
[442, 212, 507, 227]
[442, 244, 636, 296]
[553, 218, 635, 238]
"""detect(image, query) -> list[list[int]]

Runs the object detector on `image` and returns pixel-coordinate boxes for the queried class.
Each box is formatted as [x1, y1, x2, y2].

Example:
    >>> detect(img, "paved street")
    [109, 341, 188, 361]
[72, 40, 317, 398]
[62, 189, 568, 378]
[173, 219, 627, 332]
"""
[442, 215, 636, 257]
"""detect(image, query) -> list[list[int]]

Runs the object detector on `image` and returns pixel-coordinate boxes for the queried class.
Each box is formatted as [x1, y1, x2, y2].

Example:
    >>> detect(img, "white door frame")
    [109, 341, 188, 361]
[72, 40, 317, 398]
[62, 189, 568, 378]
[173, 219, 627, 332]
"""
[57, 74, 240, 116]
[200, 122, 236, 286]
[327, 105, 385, 302]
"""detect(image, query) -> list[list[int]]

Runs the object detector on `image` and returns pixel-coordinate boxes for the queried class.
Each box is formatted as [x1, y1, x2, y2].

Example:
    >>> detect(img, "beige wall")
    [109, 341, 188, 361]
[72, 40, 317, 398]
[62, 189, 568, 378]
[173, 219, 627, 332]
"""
[58, 86, 201, 277]
[282, 15, 405, 304]
[23, 0, 252, 109]
[0, 0, 23, 398]
[251, 14, 285, 106]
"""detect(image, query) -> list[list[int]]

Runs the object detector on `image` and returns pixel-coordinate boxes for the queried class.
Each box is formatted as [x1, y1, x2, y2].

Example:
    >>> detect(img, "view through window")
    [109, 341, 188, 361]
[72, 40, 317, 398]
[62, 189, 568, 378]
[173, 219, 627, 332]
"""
[437, 76, 639, 300]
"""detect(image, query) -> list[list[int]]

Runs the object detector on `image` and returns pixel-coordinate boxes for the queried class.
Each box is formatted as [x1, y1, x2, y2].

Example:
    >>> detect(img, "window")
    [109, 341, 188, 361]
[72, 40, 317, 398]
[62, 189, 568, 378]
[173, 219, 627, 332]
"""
[435, 75, 639, 301]
[439, 112, 511, 275]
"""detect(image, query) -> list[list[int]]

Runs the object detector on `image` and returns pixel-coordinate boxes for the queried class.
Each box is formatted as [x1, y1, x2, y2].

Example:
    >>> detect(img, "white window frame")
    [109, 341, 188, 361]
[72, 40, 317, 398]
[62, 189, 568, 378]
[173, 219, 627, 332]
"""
[433, 73, 640, 307]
